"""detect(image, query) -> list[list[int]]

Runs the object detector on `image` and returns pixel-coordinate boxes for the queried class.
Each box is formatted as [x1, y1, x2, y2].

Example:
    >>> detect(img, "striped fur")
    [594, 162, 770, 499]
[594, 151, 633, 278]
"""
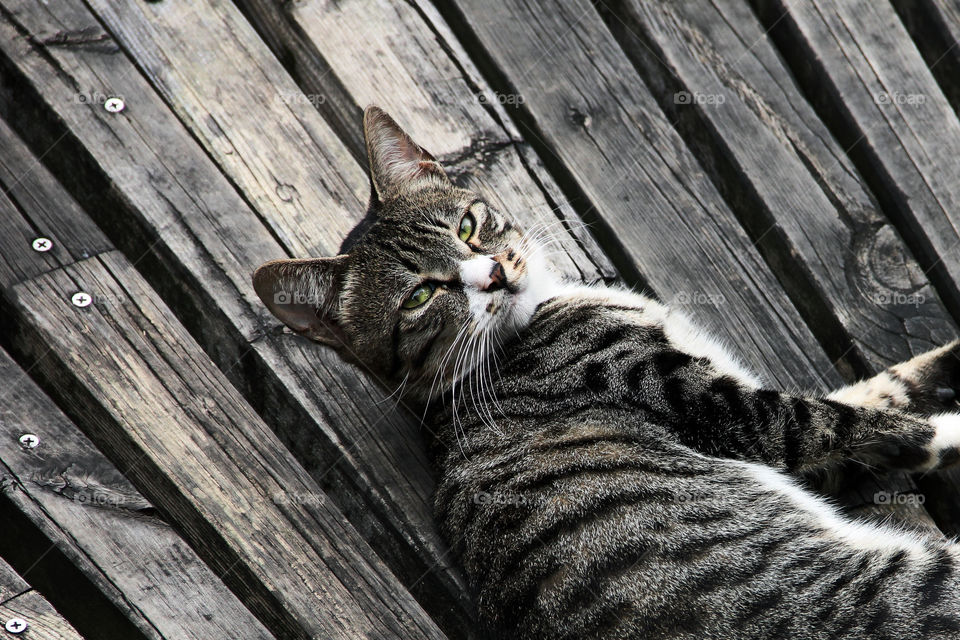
[253, 107, 960, 639]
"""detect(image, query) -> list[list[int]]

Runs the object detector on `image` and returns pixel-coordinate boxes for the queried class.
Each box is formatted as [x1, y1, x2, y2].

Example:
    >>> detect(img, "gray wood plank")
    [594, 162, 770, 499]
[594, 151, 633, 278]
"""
[749, 0, 960, 322]
[0, 558, 84, 640]
[84, 0, 601, 283]
[0, 327, 275, 638]
[0, 172, 273, 639]
[600, 0, 958, 374]
[892, 0, 960, 133]
[0, 0, 475, 630]
[231, 0, 615, 284]
[0, 60, 440, 637]
[1, 251, 445, 640]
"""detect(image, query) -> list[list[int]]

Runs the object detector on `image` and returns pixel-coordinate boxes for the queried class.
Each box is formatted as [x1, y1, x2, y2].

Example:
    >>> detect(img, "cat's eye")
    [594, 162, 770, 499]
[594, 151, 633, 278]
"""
[458, 212, 476, 242]
[403, 282, 435, 309]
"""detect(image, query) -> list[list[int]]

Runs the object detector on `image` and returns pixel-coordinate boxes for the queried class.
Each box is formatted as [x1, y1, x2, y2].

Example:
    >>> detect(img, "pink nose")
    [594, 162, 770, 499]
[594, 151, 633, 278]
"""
[486, 261, 506, 291]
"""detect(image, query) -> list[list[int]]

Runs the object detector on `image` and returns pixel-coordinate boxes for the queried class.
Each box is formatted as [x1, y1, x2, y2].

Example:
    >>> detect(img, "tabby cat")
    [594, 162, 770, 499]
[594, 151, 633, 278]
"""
[253, 106, 960, 639]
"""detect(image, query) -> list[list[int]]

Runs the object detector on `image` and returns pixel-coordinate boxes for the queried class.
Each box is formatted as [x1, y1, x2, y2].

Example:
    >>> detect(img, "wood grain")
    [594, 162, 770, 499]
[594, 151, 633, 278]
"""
[0, 105, 442, 634]
[1, 252, 445, 640]
[891, 0, 960, 125]
[231, 0, 615, 283]
[0, 0, 475, 631]
[601, 0, 958, 375]
[750, 0, 960, 322]
[0, 556, 84, 640]
[0, 338, 275, 639]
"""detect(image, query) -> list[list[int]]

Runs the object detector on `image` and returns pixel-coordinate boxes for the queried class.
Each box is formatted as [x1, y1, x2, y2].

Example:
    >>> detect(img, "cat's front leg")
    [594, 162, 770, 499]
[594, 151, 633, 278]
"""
[828, 341, 960, 416]
[630, 346, 960, 473]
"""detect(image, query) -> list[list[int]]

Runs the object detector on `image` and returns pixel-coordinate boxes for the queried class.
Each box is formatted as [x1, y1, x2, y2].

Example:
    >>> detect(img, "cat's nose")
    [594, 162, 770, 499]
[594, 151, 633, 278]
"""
[459, 255, 508, 292]
[487, 261, 506, 292]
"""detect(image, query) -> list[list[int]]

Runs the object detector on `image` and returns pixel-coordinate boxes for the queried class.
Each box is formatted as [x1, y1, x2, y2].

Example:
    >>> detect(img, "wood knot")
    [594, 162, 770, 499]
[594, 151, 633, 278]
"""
[568, 105, 591, 129]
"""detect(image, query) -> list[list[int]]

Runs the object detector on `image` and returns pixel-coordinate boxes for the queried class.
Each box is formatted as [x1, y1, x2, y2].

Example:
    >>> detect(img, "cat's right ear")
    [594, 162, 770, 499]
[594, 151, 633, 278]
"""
[363, 105, 448, 202]
[252, 256, 350, 348]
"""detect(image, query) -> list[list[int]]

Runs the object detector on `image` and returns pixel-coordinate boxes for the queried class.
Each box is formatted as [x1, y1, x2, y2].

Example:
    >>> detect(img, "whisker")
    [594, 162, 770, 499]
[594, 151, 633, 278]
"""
[422, 321, 471, 423]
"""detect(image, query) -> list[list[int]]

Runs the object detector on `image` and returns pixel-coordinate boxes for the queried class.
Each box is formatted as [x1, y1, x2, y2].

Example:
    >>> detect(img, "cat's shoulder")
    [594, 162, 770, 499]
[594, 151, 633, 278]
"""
[543, 282, 762, 387]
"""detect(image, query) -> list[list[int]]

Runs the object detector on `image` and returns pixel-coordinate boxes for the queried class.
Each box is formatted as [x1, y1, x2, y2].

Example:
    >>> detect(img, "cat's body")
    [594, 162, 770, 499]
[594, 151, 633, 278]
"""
[254, 106, 960, 639]
[431, 284, 960, 638]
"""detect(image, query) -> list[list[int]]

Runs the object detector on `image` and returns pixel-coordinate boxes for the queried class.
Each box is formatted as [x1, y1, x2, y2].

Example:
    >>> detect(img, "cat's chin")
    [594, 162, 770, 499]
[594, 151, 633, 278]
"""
[498, 269, 570, 336]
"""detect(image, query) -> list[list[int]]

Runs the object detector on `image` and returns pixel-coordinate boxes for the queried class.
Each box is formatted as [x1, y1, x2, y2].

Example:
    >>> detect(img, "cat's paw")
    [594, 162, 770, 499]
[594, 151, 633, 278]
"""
[831, 341, 960, 415]
[921, 412, 960, 471]
[890, 341, 960, 416]
[860, 412, 960, 472]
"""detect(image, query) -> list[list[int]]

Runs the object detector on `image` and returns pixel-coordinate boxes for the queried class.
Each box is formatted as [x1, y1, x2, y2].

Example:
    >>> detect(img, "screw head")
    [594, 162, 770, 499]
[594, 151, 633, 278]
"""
[104, 97, 125, 113]
[71, 292, 92, 308]
[4, 618, 27, 633]
[31, 237, 52, 252]
[19, 434, 38, 449]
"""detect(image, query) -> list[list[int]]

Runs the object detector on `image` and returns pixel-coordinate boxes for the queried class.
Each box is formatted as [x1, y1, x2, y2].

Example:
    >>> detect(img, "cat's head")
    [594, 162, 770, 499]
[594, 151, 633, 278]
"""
[252, 106, 559, 404]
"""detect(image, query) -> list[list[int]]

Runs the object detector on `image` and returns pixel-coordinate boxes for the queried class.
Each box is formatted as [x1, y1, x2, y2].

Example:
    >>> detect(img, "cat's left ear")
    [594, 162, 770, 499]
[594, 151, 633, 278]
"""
[252, 256, 351, 348]
[363, 105, 448, 201]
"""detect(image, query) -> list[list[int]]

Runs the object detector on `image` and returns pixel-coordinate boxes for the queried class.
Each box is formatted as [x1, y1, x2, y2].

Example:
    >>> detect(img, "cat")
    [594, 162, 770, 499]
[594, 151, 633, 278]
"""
[253, 105, 960, 639]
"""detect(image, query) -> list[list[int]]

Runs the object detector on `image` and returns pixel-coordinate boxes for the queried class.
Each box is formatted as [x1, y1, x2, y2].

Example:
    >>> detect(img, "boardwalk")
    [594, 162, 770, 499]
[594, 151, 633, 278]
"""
[1, 0, 959, 637]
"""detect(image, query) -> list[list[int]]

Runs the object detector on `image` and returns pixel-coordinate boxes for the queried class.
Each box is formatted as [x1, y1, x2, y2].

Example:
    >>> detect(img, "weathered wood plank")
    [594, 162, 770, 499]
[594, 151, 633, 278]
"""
[231, 0, 615, 284]
[0, 1, 475, 631]
[0, 347, 276, 640]
[890, 0, 960, 121]
[0, 161, 275, 640]
[600, 0, 958, 375]
[0, 556, 84, 640]
[1, 251, 446, 640]
[593, 0, 958, 527]
[749, 0, 960, 323]
[0, 124, 439, 637]
[436, 0, 839, 389]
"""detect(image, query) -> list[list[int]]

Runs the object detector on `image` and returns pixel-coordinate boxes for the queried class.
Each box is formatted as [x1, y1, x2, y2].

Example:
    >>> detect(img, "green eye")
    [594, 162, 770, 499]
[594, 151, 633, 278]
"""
[458, 213, 475, 242]
[403, 282, 435, 309]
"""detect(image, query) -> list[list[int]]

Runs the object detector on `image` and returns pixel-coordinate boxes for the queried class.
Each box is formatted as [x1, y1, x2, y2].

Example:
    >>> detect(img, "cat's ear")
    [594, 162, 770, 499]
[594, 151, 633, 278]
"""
[252, 256, 351, 348]
[363, 105, 448, 201]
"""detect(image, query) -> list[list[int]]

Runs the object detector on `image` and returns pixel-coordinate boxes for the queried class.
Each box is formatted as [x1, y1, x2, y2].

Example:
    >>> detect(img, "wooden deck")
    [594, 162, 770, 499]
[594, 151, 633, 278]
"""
[1, 0, 960, 637]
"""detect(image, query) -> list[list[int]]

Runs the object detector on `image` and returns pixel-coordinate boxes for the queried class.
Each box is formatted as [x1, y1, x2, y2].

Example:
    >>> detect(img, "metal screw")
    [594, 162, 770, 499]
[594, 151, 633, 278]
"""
[19, 434, 38, 449]
[71, 292, 92, 308]
[31, 237, 52, 252]
[4, 618, 28, 634]
[104, 97, 125, 113]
